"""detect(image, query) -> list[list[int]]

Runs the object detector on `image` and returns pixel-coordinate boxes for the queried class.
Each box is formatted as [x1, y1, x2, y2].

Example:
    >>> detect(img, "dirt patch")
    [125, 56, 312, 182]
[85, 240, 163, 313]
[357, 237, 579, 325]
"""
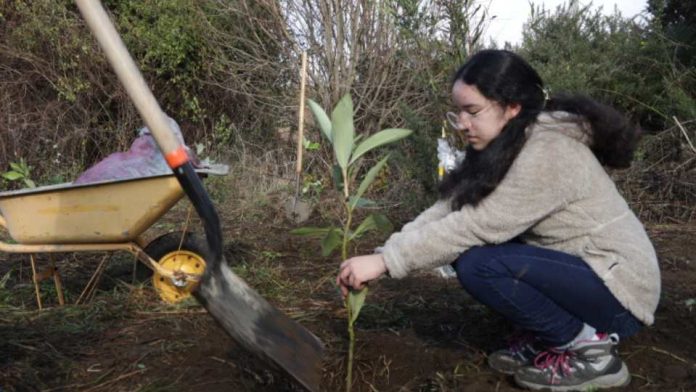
[1, 223, 695, 391]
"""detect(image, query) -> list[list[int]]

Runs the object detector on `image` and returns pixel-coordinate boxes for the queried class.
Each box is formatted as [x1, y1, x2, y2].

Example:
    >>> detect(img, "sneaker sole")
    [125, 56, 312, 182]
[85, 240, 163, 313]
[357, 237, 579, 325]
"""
[487, 357, 523, 375]
[514, 362, 631, 391]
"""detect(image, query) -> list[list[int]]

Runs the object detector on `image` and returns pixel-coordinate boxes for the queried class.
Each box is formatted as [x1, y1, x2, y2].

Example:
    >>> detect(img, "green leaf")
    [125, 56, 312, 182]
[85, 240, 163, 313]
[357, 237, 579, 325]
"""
[350, 213, 392, 240]
[321, 228, 343, 257]
[303, 137, 320, 151]
[331, 94, 355, 169]
[350, 155, 390, 209]
[24, 179, 36, 188]
[348, 288, 368, 325]
[9, 162, 24, 173]
[349, 128, 412, 165]
[1, 171, 23, 181]
[350, 215, 377, 240]
[290, 227, 337, 237]
[307, 99, 332, 142]
[372, 213, 393, 232]
[348, 196, 377, 209]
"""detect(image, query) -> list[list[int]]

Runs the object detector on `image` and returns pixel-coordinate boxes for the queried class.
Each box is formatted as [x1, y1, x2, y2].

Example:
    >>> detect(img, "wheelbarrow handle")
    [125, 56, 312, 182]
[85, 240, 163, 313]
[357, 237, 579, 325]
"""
[74, 0, 187, 169]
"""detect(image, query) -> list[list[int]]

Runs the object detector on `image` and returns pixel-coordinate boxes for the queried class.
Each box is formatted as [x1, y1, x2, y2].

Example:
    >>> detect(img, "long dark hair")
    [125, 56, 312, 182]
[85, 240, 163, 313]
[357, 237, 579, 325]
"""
[439, 50, 640, 210]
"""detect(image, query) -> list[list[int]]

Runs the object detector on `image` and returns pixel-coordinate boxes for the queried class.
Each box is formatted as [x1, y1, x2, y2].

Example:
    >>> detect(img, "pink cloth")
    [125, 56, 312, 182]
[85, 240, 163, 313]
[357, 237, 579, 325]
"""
[74, 117, 197, 184]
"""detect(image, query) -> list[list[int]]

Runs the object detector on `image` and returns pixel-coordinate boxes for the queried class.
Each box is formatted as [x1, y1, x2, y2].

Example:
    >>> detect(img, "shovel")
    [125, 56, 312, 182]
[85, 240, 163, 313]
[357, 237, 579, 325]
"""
[74, 1, 324, 390]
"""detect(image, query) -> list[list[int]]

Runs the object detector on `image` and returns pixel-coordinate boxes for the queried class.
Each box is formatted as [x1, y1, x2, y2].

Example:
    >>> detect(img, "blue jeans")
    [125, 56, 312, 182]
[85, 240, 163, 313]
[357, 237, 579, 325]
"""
[453, 242, 643, 346]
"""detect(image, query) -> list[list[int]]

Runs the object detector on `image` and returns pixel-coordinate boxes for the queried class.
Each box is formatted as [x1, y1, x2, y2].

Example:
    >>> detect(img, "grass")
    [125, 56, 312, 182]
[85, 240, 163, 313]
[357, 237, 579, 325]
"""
[232, 253, 297, 303]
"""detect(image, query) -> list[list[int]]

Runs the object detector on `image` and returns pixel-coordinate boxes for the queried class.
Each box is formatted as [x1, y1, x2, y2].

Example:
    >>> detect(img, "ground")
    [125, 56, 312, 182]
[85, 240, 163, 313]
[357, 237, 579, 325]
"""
[1, 201, 695, 392]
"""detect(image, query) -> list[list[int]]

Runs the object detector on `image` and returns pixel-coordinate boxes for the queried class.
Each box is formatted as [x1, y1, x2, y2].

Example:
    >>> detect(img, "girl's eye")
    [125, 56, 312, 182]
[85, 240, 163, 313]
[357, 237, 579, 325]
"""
[467, 109, 482, 117]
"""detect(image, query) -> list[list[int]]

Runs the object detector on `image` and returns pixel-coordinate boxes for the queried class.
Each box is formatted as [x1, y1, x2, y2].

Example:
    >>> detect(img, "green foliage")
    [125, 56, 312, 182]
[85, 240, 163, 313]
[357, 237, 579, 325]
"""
[296, 93, 412, 391]
[519, 0, 696, 130]
[301, 173, 323, 200]
[212, 114, 235, 146]
[347, 288, 367, 326]
[108, 0, 204, 80]
[308, 99, 333, 142]
[104, 0, 209, 122]
[331, 95, 356, 170]
[352, 156, 390, 208]
[350, 214, 392, 241]
[302, 137, 321, 151]
[6, 0, 97, 103]
[302, 95, 412, 257]
[2, 159, 36, 189]
[648, 0, 696, 67]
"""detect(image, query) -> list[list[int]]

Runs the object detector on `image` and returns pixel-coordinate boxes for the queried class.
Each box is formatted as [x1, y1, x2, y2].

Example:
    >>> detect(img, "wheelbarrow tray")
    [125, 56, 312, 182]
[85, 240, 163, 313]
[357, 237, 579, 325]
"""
[1, 174, 185, 244]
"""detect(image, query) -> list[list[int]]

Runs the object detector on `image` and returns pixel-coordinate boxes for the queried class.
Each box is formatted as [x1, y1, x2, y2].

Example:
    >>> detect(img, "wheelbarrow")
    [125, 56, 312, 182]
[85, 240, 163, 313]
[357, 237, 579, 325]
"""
[0, 167, 227, 305]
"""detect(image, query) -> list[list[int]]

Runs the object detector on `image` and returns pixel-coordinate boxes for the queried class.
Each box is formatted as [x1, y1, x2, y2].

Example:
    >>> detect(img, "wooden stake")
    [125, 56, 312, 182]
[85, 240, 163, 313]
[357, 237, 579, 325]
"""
[293, 51, 309, 211]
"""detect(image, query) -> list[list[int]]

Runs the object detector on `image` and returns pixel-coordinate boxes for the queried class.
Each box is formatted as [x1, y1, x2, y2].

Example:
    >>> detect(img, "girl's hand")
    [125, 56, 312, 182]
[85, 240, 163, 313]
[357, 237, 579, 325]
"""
[336, 254, 387, 297]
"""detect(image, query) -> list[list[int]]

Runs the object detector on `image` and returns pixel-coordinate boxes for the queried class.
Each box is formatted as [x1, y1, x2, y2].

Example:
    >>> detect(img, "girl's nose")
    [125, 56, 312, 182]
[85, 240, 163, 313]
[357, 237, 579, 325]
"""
[458, 113, 472, 130]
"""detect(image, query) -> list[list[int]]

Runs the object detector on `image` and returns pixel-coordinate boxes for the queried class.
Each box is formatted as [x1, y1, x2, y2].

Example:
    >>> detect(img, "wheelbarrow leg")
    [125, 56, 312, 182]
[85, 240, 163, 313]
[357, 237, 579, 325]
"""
[50, 255, 66, 306]
[29, 255, 66, 308]
[29, 254, 43, 310]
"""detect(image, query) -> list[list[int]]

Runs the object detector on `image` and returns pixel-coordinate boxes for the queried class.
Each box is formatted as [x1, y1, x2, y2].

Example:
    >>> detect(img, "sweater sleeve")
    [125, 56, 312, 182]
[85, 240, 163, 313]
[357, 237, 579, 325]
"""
[382, 133, 585, 278]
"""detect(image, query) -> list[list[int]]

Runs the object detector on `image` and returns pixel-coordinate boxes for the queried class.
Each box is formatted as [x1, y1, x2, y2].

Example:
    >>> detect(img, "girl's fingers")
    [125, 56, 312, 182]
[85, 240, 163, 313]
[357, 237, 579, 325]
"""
[338, 265, 351, 283]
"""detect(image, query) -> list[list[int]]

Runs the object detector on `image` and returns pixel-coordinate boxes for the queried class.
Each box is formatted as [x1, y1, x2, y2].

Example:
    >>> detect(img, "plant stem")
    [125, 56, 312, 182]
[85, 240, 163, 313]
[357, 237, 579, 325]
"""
[346, 310, 355, 392]
[342, 198, 354, 391]
[342, 167, 350, 201]
[341, 202, 352, 261]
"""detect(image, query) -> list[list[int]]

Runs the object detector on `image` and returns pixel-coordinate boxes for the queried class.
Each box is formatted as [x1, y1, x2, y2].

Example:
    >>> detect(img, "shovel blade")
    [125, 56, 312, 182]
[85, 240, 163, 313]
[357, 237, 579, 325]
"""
[194, 260, 324, 391]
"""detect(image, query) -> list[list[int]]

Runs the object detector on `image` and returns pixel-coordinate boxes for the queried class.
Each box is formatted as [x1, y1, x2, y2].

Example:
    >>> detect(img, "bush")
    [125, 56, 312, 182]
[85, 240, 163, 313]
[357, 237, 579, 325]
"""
[519, 0, 695, 131]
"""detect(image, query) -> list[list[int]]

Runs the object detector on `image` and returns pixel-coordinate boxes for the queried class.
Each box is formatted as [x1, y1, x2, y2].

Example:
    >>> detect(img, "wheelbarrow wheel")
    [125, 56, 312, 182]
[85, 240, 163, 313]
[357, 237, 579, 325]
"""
[143, 232, 210, 303]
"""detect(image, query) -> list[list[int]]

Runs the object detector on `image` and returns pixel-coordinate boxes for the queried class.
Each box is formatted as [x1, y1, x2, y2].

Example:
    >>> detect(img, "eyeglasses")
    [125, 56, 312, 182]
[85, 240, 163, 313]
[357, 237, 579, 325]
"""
[445, 104, 493, 131]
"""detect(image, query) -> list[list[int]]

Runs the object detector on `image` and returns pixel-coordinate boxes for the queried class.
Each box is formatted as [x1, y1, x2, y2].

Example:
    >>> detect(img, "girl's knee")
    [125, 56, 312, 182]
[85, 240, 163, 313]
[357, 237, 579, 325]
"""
[454, 246, 498, 287]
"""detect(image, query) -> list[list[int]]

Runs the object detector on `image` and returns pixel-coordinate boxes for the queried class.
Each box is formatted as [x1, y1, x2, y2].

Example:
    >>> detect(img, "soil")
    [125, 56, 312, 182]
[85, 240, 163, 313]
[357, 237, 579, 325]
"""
[1, 214, 695, 392]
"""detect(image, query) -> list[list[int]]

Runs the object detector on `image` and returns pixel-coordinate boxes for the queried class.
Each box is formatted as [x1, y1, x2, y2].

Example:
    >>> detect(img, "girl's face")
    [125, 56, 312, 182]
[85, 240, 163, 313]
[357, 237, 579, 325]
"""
[450, 80, 521, 150]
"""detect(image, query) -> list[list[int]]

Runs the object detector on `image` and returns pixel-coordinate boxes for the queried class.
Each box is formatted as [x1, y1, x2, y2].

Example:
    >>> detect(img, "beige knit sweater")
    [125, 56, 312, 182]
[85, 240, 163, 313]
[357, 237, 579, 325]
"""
[382, 111, 660, 325]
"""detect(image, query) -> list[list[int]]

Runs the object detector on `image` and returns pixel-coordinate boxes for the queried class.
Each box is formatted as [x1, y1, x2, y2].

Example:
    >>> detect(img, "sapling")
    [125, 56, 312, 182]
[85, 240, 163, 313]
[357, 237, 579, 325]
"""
[293, 94, 411, 391]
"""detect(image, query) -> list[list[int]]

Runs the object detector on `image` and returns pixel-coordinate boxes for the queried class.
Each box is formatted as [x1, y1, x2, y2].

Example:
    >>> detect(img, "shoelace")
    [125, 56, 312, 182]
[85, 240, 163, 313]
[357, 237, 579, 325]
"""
[532, 349, 575, 384]
[531, 333, 613, 384]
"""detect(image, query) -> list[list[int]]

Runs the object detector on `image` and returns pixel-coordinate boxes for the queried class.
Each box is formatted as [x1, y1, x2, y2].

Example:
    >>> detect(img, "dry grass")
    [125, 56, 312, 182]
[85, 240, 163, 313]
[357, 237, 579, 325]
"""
[614, 119, 696, 224]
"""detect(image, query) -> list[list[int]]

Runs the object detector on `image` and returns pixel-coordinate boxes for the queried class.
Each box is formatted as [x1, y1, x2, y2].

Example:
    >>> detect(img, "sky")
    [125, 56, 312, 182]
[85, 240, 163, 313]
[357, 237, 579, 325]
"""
[484, 0, 649, 46]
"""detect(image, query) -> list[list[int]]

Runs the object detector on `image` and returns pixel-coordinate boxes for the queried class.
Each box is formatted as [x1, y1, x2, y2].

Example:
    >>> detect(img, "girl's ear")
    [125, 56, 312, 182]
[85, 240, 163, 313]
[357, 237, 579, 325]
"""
[505, 103, 522, 120]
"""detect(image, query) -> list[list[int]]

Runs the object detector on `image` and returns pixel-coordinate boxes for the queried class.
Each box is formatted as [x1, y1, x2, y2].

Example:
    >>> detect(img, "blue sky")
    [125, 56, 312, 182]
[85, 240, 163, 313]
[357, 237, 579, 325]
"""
[485, 0, 649, 46]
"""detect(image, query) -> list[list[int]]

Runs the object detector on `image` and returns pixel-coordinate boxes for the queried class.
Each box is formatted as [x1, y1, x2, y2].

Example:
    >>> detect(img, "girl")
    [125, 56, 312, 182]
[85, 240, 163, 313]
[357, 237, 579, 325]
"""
[336, 50, 660, 391]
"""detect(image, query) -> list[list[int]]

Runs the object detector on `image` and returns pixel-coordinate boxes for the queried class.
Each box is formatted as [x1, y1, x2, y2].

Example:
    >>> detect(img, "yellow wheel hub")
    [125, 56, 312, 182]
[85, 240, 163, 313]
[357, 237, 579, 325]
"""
[152, 250, 206, 303]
